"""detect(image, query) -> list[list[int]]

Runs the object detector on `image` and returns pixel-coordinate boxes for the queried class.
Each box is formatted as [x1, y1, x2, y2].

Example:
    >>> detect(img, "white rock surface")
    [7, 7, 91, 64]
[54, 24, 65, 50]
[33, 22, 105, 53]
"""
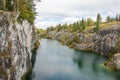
[0, 12, 37, 80]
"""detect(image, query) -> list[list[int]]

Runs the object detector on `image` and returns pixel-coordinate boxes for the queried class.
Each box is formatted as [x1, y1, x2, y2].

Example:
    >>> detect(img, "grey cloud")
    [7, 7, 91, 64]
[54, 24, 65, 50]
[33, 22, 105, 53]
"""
[35, 0, 120, 29]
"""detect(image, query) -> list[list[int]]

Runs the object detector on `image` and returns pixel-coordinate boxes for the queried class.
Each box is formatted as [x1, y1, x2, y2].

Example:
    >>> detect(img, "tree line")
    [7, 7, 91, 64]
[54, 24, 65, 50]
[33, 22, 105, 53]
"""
[0, 0, 41, 24]
[0, 0, 19, 11]
[47, 13, 120, 32]
[106, 14, 120, 22]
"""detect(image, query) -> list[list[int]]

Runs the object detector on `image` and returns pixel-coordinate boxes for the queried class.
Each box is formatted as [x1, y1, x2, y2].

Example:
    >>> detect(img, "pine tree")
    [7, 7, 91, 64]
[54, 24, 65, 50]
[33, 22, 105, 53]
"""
[0, 0, 3, 10]
[116, 14, 119, 21]
[6, 0, 14, 11]
[81, 18, 86, 31]
[106, 16, 111, 22]
[3, 0, 6, 10]
[94, 13, 102, 31]
[57, 24, 62, 31]
[118, 14, 120, 21]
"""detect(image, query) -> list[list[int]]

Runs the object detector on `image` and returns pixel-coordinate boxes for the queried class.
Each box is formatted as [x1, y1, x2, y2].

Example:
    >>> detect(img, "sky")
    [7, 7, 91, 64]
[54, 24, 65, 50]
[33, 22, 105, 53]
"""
[34, 0, 120, 29]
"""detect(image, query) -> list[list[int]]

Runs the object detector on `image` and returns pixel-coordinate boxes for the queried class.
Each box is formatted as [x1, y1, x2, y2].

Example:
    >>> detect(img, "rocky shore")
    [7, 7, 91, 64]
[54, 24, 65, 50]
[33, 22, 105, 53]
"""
[46, 27, 120, 70]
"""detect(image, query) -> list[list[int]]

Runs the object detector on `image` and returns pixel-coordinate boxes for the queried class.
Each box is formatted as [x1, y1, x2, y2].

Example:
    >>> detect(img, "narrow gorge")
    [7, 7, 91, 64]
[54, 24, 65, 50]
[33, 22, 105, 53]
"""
[0, 0, 120, 80]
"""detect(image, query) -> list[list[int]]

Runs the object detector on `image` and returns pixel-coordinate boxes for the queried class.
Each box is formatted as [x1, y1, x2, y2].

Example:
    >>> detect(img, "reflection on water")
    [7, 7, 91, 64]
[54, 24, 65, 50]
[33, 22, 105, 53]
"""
[25, 49, 38, 80]
[27, 39, 120, 80]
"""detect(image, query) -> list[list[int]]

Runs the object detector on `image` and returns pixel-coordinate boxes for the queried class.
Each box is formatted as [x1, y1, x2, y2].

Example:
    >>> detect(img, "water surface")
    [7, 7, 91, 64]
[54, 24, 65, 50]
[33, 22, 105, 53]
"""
[29, 39, 120, 80]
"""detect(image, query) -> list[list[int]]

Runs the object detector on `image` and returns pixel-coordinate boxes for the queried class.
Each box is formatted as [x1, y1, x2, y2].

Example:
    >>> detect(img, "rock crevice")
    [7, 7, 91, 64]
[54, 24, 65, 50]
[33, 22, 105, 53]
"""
[0, 12, 38, 80]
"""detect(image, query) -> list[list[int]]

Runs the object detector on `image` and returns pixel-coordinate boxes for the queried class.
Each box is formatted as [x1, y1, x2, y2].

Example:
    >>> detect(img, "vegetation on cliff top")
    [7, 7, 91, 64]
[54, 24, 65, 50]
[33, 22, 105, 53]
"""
[37, 13, 120, 51]
[45, 13, 120, 33]
[0, 0, 40, 24]
[19, 0, 34, 24]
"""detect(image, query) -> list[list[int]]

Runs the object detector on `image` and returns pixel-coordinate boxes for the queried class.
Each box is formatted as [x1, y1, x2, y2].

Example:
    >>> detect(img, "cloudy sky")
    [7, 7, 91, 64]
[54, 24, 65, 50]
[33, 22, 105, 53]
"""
[34, 0, 120, 29]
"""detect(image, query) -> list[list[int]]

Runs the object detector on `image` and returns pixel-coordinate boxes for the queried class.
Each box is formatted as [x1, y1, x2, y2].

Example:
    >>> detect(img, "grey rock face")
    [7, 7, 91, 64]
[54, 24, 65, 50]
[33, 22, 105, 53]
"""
[107, 53, 120, 69]
[93, 28, 120, 55]
[47, 28, 120, 69]
[0, 12, 37, 80]
[75, 33, 94, 51]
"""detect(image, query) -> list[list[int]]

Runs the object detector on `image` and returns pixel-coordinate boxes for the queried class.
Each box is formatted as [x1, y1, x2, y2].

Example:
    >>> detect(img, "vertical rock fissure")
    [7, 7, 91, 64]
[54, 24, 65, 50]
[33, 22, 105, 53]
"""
[0, 12, 39, 80]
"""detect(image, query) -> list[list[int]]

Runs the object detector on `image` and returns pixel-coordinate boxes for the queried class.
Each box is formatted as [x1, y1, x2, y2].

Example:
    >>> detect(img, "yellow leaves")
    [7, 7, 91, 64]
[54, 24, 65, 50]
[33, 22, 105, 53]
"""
[19, 0, 35, 24]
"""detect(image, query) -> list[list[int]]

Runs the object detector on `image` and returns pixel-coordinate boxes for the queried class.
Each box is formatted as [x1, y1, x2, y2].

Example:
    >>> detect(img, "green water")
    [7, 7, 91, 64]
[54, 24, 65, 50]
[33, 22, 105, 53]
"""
[29, 39, 120, 80]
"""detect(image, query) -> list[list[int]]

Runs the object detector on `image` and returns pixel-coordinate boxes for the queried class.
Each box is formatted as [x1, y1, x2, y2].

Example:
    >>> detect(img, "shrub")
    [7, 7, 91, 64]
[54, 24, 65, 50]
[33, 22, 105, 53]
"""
[19, 0, 35, 24]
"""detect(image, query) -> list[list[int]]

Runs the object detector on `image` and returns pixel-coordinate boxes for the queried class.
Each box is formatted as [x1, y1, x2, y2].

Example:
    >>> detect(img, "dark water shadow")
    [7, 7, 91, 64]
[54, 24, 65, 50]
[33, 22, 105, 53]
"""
[25, 50, 38, 80]
[73, 52, 83, 69]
